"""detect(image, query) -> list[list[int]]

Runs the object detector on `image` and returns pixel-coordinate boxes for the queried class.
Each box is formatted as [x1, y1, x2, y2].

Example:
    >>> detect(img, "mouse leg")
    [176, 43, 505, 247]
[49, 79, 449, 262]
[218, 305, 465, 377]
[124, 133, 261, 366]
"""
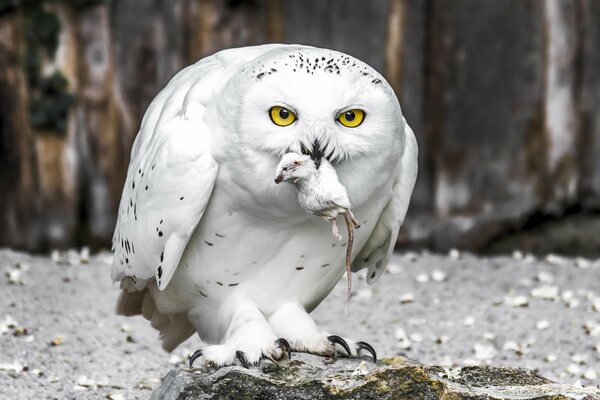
[329, 218, 343, 241]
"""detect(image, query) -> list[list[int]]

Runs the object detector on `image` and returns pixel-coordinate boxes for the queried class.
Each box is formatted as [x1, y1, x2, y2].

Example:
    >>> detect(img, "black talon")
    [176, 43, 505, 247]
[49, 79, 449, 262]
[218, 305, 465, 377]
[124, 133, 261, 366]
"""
[236, 350, 250, 368]
[356, 341, 377, 362]
[189, 349, 203, 368]
[275, 338, 292, 360]
[327, 335, 352, 357]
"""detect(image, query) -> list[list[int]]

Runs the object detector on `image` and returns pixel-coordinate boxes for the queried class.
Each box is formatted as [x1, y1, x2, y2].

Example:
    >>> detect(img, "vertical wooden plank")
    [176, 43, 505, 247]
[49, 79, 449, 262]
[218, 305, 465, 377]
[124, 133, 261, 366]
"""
[75, 3, 135, 245]
[0, 15, 42, 250]
[282, 0, 389, 73]
[578, 0, 600, 209]
[427, 0, 546, 249]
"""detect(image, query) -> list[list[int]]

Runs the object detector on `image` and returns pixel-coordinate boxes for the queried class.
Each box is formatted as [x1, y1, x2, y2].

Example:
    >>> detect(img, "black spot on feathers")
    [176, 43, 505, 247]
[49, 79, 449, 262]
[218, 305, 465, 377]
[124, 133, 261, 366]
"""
[204, 241, 213, 246]
[370, 271, 376, 279]
[157, 266, 163, 279]
[295, 266, 304, 271]
[158, 231, 163, 237]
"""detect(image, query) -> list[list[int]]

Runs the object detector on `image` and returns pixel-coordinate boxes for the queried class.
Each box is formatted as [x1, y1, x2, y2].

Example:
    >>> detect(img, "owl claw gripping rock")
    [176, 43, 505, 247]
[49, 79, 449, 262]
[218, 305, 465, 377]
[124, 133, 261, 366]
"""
[275, 152, 360, 301]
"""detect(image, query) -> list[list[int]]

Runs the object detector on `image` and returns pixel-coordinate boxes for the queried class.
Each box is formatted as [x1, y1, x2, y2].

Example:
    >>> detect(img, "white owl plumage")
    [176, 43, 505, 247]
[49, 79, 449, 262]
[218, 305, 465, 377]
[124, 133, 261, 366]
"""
[111, 44, 417, 367]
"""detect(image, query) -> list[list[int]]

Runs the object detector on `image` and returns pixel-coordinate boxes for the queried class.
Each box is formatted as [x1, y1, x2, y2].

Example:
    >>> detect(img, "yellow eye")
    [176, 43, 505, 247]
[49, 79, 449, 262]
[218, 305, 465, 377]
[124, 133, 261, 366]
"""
[269, 106, 297, 127]
[337, 109, 365, 128]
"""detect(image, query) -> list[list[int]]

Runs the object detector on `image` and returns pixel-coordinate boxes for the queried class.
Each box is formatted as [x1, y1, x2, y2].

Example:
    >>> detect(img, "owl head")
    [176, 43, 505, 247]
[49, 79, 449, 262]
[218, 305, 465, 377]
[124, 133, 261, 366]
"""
[217, 46, 404, 169]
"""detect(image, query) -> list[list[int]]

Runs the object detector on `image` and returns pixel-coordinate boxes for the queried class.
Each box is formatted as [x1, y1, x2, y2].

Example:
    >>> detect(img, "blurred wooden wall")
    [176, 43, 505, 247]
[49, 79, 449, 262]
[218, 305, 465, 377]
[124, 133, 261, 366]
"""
[0, 0, 599, 252]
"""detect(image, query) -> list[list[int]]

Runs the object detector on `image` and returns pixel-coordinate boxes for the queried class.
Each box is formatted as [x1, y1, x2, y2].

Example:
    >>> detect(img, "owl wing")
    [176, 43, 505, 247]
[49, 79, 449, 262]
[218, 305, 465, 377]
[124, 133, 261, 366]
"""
[110, 105, 218, 291]
[352, 118, 418, 284]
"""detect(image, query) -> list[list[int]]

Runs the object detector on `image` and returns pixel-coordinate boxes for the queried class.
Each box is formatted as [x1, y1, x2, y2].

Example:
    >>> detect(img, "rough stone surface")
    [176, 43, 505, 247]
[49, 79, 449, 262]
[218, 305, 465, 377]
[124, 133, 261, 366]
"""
[1, 249, 600, 398]
[151, 354, 600, 399]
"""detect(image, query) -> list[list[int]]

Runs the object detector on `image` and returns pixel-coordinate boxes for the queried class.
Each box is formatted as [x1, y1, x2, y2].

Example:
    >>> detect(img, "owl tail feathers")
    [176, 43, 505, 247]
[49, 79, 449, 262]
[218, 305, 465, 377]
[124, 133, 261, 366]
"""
[115, 288, 196, 352]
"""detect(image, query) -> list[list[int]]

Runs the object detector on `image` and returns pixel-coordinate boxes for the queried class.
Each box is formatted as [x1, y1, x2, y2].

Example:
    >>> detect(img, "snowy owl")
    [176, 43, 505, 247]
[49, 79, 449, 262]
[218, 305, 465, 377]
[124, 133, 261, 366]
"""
[111, 44, 418, 368]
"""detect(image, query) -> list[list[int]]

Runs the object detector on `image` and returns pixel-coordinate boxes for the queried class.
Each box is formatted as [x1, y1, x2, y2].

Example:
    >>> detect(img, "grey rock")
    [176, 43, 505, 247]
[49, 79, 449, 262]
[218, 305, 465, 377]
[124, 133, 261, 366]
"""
[151, 354, 600, 400]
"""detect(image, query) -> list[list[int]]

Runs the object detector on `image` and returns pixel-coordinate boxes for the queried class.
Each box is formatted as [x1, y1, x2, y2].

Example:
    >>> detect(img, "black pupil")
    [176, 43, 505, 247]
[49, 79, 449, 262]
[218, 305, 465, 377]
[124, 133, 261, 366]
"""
[345, 111, 355, 121]
[279, 108, 289, 119]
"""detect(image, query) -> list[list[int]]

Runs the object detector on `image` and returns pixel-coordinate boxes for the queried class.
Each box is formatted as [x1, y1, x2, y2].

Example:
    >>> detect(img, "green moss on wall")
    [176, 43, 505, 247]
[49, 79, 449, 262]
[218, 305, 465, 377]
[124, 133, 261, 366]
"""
[19, 2, 73, 135]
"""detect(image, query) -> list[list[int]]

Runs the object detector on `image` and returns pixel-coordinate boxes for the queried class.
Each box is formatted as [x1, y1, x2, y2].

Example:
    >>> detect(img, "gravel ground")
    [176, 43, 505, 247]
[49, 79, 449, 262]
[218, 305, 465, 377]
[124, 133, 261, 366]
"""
[1, 248, 599, 399]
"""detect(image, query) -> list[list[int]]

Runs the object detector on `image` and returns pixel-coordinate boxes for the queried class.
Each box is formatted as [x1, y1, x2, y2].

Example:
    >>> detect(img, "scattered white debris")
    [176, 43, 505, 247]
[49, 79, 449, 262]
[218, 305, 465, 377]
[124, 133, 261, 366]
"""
[50, 336, 64, 346]
[48, 376, 60, 383]
[386, 263, 403, 274]
[562, 291, 580, 308]
[449, 249, 461, 260]
[0, 315, 19, 335]
[545, 254, 569, 266]
[0, 360, 25, 373]
[545, 354, 558, 363]
[407, 317, 427, 326]
[512, 250, 524, 260]
[535, 271, 554, 284]
[431, 270, 446, 282]
[483, 332, 495, 341]
[107, 393, 126, 400]
[464, 316, 475, 327]
[439, 366, 461, 379]
[355, 288, 373, 300]
[584, 321, 600, 337]
[591, 298, 600, 313]
[402, 252, 418, 262]
[30, 368, 44, 377]
[503, 294, 529, 307]
[395, 328, 411, 350]
[523, 253, 537, 264]
[76, 375, 96, 387]
[399, 293, 414, 304]
[502, 341, 527, 356]
[531, 285, 559, 300]
[409, 333, 423, 343]
[120, 324, 132, 333]
[566, 364, 582, 375]
[51, 248, 91, 266]
[575, 257, 590, 269]
[414, 273, 429, 283]
[571, 354, 588, 365]
[473, 343, 497, 361]
[168, 354, 184, 365]
[535, 320, 550, 330]
[80, 247, 90, 264]
[351, 361, 370, 377]
[582, 369, 598, 380]
[436, 335, 450, 345]
[5, 268, 24, 285]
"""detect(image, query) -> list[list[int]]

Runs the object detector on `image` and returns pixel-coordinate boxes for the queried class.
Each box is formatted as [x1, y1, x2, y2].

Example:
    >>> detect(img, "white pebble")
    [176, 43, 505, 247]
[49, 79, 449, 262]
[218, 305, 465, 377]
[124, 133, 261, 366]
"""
[386, 263, 403, 274]
[567, 364, 582, 375]
[530, 285, 559, 300]
[545, 254, 568, 266]
[464, 316, 475, 326]
[415, 273, 429, 283]
[583, 369, 598, 380]
[575, 257, 590, 269]
[512, 250, 524, 260]
[473, 343, 497, 361]
[355, 288, 373, 300]
[572, 354, 588, 365]
[535, 271, 554, 284]
[503, 294, 529, 307]
[449, 249, 461, 260]
[483, 332, 495, 340]
[535, 320, 550, 330]
[399, 293, 415, 304]
[431, 270, 446, 282]
[545, 354, 558, 363]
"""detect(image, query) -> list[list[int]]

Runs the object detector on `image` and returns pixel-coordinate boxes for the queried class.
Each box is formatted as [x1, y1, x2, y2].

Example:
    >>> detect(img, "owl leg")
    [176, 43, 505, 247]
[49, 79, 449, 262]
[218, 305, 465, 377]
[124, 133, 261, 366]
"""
[268, 302, 377, 362]
[188, 300, 290, 369]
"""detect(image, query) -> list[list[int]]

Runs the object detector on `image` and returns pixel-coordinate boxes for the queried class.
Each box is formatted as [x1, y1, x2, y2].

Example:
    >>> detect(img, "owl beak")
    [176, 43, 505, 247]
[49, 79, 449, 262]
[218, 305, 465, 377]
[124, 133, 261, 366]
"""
[310, 140, 324, 169]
